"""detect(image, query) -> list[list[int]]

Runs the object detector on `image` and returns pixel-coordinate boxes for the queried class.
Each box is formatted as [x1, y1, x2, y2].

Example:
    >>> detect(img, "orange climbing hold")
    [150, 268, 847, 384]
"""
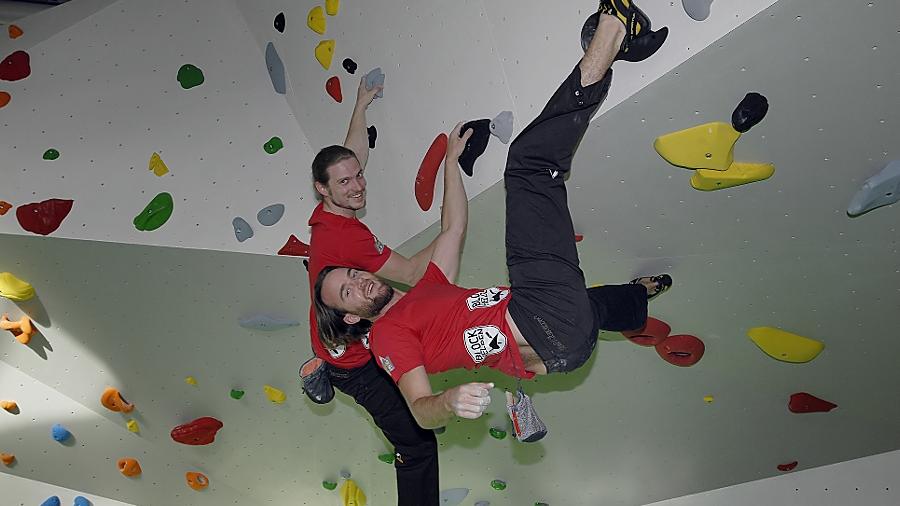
[1, 453, 14, 466]
[1, 401, 18, 413]
[186, 471, 209, 491]
[415, 133, 448, 211]
[101, 387, 134, 413]
[117, 458, 142, 477]
[7, 25, 23, 39]
[0, 200, 11, 215]
[2, 313, 35, 344]
[0, 92, 9, 108]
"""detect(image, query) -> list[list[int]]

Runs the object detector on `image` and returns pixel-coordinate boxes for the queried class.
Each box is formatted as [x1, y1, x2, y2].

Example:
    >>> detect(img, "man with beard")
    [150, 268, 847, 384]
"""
[312, 3, 671, 438]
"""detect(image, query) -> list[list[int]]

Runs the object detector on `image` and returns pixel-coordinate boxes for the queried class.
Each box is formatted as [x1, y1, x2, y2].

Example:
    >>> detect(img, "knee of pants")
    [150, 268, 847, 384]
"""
[395, 437, 438, 466]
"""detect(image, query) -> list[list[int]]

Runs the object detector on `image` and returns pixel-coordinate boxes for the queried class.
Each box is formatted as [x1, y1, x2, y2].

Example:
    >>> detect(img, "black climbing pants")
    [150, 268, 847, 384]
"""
[505, 64, 648, 374]
[327, 360, 439, 506]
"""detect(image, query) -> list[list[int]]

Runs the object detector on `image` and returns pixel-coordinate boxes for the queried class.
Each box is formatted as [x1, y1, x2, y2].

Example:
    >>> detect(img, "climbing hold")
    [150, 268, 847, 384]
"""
[326, 76, 343, 103]
[621, 316, 671, 347]
[170, 417, 223, 445]
[274, 12, 285, 33]
[489, 427, 507, 440]
[0, 50, 30, 81]
[184, 376, 197, 385]
[1, 453, 14, 466]
[307, 6, 326, 34]
[339, 478, 367, 506]
[654, 121, 740, 171]
[439, 488, 470, 505]
[8, 24, 23, 39]
[323, 480, 338, 490]
[74, 497, 91, 506]
[100, 387, 134, 413]
[51, 424, 71, 442]
[2, 314, 35, 344]
[364, 67, 384, 99]
[16, 198, 73, 236]
[789, 392, 837, 414]
[0, 200, 11, 215]
[343, 58, 358, 74]
[682, 0, 713, 21]
[40, 497, 60, 506]
[490, 111, 514, 144]
[433, 426, 446, 435]
[490, 479, 507, 491]
[263, 42, 287, 95]
[117, 457, 141, 477]
[232, 217, 254, 242]
[315, 40, 335, 70]
[133, 192, 173, 231]
[747, 326, 824, 363]
[230, 389, 244, 400]
[0, 91, 9, 108]
[731, 92, 769, 133]
[257, 203, 285, 226]
[238, 314, 300, 331]
[474, 502, 489, 506]
[326, 0, 340, 16]
[0, 272, 34, 301]
[690, 162, 775, 191]
[186, 471, 209, 491]
[777, 461, 798, 472]
[847, 160, 900, 217]
[263, 136, 284, 154]
[264, 385, 286, 403]
[367, 125, 377, 149]
[378, 452, 395, 464]
[703, 395, 714, 404]
[126, 420, 139, 433]
[655, 334, 705, 367]
[1, 400, 17, 413]
[458, 119, 491, 177]
[176, 64, 204, 89]
[149, 152, 169, 177]
[277, 234, 310, 257]
[42, 148, 60, 160]
[415, 133, 448, 211]
[574, 234, 584, 242]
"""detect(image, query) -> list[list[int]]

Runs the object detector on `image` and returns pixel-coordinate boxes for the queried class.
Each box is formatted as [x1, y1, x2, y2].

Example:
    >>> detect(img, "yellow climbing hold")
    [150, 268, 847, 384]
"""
[690, 162, 775, 191]
[326, 0, 340, 16]
[703, 395, 714, 404]
[654, 121, 741, 171]
[0, 272, 35, 302]
[307, 6, 326, 34]
[185, 376, 197, 385]
[315, 40, 335, 70]
[747, 326, 824, 363]
[264, 385, 286, 403]
[126, 420, 140, 433]
[340, 479, 367, 506]
[149, 152, 169, 177]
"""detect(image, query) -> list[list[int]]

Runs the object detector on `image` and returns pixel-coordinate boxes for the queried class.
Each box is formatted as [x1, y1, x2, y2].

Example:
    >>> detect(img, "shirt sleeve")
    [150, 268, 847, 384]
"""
[341, 221, 393, 273]
[371, 324, 425, 383]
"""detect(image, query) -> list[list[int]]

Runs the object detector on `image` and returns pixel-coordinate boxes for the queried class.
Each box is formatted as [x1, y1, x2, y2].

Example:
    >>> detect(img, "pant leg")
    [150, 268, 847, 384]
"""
[587, 284, 648, 332]
[328, 361, 439, 506]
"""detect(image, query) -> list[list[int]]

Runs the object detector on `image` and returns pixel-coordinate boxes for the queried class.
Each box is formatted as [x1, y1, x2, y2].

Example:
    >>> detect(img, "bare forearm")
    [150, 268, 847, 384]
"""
[343, 102, 370, 168]
[410, 392, 454, 429]
[407, 240, 437, 284]
[441, 156, 468, 235]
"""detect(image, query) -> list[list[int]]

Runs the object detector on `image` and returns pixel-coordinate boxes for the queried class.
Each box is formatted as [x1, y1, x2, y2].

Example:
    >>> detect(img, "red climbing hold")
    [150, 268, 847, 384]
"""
[655, 334, 705, 367]
[326, 76, 342, 103]
[622, 316, 671, 347]
[777, 461, 798, 472]
[574, 234, 584, 242]
[0, 91, 10, 108]
[0, 50, 30, 82]
[277, 234, 310, 257]
[0, 201, 11, 216]
[788, 392, 837, 414]
[16, 198, 73, 235]
[170, 417, 223, 445]
[415, 133, 448, 211]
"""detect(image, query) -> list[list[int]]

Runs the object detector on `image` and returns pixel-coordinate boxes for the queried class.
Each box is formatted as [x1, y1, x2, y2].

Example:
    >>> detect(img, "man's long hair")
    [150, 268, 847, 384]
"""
[313, 266, 372, 349]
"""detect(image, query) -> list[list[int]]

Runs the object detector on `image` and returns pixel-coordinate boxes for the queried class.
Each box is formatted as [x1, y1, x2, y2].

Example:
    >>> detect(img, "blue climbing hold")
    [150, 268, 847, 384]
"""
[232, 217, 254, 242]
[265, 42, 286, 94]
[238, 314, 300, 331]
[257, 204, 285, 226]
[847, 160, 900, 217]
[364, 67, 384, 99]
[41, 497, 61, 506]
[51, 423, 71, 442]
[439, 488, 470, 505]
[74, 497, 92, 506]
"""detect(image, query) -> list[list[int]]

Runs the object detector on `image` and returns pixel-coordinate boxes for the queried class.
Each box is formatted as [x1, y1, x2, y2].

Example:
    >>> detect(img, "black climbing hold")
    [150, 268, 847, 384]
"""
[458, 119, 491, 177]
[731, 92, 768, 133]
[342, 58, 358, 75]
[274, 12, 285, 33]
[367, 125, 377, 149]
[303, 259, 309, 271]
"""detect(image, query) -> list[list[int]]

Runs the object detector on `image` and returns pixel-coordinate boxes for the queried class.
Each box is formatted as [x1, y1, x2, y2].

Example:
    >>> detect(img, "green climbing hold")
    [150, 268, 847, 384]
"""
[490, 479, 507, 491]
[230, 389, 244, 400]
[264, 136, 284, 154]
[489, 427, 507, 440]
[133, 192, 174, 231]
[43, 149, 60, 160]
[322, 480, 337, 490]
[177, 64, 204, 89]
[378, 452, 395, 464]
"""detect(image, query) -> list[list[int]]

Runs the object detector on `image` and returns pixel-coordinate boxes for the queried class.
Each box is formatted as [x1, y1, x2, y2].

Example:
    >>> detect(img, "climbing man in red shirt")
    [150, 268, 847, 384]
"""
[313, 3, 671, 440]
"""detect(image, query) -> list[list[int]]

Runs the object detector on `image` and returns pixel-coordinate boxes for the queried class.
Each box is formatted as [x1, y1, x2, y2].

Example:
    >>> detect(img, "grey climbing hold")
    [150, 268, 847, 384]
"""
[257, 203, 285, 226]
[847, 160, 900, 217]
[433, 426, 446, 434]
[238, 314, 300, 331]
[490, 111, 514, 144]
[265, 42, 286, 94]
[474, 501, 490, 506]
[683, 0, 713, 21]
[339, 469, 351, 479]
[232, 217, 254, 242]
[439, 488, 470, 505]
[364, 67, 384, 99]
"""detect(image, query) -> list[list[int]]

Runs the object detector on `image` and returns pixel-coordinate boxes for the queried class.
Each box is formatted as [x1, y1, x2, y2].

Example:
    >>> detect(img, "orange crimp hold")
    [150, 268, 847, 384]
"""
[8, 25, 23, 39]
[0, 453, 15, 466]
[186, 471, 209, 491]
[101, 387, 134, 413]
[117, 457, 142, 477]
[1, 401, 18, 413]
[1, 313, 34, 344]
[0, 201, 12, 215]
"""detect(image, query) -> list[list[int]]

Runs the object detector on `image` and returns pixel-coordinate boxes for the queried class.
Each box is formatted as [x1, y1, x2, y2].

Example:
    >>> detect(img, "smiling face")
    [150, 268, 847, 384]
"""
[316, 157, 367, 215]
[321, 267, 394, 321]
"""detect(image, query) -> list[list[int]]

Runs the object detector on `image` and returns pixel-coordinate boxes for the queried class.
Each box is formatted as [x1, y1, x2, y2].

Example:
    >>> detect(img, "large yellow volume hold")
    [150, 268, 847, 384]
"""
[747, 326, 824, 363]
[307, 6, 326, 34]
[0, 272, 35, 301]
[340, 479, 367, 506]
[654, 121, 741, 171]
[690, 162, 775, 191]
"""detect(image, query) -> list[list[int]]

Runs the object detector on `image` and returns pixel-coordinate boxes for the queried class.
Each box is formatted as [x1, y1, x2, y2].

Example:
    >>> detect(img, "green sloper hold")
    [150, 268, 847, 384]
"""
[177, 64, 204, 89]
[134, 192, 174, 231]
[230, 389, 244, 399]
[490, 479, 507, 491]
[264, 136, 284, 154]
[378, 452, 395, 464]
[322, 480, 337, 490]
[489, 427, 507, 440]
[43, 149, 60, 160]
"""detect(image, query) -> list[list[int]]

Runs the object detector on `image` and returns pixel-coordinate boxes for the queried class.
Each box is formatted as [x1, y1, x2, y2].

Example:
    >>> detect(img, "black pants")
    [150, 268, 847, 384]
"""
[327, 360, 439, 505]
[505, 64, 648, 373]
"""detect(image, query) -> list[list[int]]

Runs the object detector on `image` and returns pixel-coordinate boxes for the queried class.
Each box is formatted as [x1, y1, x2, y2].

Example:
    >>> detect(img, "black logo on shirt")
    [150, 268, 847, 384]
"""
[463, 325, 508, 363]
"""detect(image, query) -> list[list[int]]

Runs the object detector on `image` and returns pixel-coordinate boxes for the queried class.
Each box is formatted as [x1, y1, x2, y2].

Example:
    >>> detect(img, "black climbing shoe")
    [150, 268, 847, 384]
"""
[630, 274, 673, 301]
[731, 92, 769, 133]
[582, 0, 667, 62]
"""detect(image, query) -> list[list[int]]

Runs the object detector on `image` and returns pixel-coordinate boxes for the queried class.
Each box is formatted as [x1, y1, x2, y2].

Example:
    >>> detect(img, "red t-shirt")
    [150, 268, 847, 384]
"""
[370, 263, 535, 382]
[307, 202, 392, 368]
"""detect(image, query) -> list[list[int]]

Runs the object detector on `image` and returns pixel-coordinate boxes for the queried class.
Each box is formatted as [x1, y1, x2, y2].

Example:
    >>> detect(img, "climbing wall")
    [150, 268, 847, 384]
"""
[1, 472, 135, 506]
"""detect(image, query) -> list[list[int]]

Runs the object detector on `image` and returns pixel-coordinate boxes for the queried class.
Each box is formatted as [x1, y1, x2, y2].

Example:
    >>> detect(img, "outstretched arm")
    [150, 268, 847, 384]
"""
[343, 77, 382, 169]
[428, 122, 472, 282]
[397, 366, 493, 429]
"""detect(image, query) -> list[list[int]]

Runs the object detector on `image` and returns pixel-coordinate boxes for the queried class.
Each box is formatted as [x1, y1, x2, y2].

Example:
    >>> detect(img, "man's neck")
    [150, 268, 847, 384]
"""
[322, 199, 356, 219]
[368, 289, 405, 323]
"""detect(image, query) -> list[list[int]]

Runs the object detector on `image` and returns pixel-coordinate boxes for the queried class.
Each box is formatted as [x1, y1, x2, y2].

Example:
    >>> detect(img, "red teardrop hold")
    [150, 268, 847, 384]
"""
[655, 334, 705, 367]
[415, 133, 448, 211]
[621, 316, 671, 347]
[325, 76, 342, 103]
[277, 234, 310, 257]
[16, 198, 73, 235]
[788, 392, 837, 414]
[170, 417, 223, 445]
[777, 461, 798, 472]
[0, 50, 30, 81]
[574, 234, 584, 242]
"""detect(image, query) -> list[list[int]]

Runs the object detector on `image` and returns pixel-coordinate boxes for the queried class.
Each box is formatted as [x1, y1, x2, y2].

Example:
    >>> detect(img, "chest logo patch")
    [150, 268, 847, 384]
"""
[374, 236, 385, 255]
[463, 325, 508, 364]
[466, 287, 509, 311]
[328, 345, 346, 359]
[379, 355, 395, 373]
